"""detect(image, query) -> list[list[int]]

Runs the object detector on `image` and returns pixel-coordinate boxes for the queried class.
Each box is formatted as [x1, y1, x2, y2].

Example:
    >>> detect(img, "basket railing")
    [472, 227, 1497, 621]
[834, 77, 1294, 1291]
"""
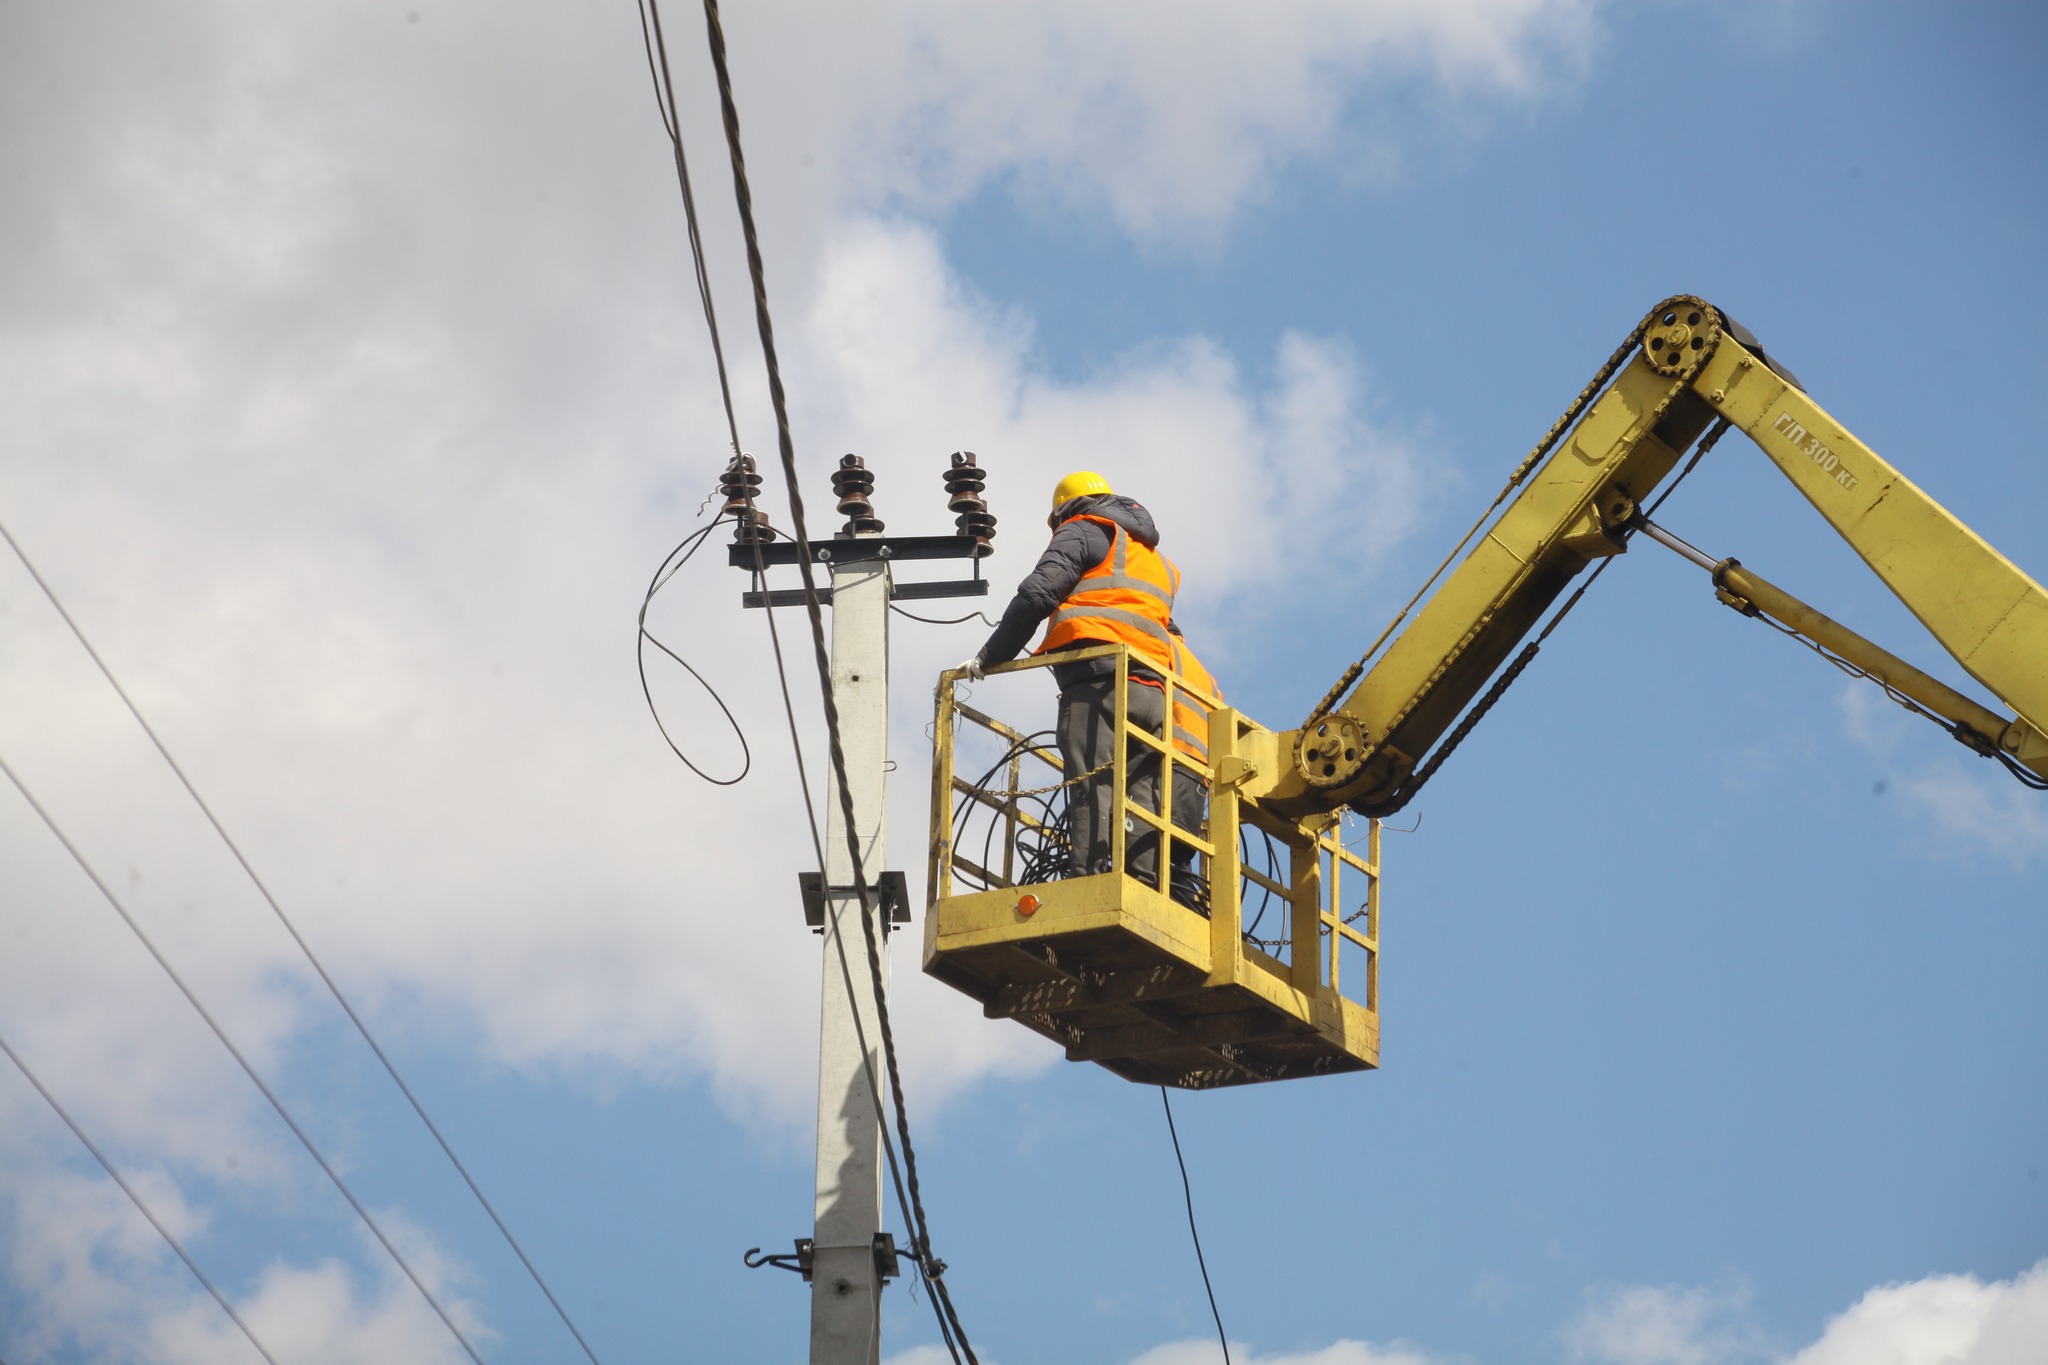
[930, 643, 1377, 1011]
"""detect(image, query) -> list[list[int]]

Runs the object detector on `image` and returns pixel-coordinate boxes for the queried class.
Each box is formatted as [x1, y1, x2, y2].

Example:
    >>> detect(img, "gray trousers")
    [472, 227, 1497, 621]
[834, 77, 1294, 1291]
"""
[1057, 676, 1204, 886]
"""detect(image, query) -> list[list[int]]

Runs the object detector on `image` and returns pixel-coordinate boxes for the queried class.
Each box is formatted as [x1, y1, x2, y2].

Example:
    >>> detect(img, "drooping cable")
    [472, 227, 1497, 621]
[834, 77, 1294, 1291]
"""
[0, 518, 604, 1364]
[1161, 1089, 1231, 1365]
[0, 1027, 282, 1365]
[0, 750, 487, 1365]
[638, 0, 822, 830]
[635, 5, 966, 1355]
[690, 1, 978, 1355]
[639, 515, 752, 784]
[890, 605, 1000, 629]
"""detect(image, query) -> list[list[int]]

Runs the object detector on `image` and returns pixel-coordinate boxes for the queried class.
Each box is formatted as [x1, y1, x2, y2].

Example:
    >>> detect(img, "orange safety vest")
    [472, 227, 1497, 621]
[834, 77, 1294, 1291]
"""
[1168, 635, 1220, 766]
[1033, 514, 1181, 677]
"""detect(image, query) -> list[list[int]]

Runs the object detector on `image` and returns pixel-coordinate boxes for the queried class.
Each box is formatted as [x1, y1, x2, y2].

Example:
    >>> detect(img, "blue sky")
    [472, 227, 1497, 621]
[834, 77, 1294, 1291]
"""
[0, 2, 2043, 1363]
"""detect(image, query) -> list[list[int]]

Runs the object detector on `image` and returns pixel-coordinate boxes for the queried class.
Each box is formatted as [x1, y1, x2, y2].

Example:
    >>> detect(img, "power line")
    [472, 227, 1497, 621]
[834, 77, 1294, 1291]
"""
[688, 0, 980, 1357]
[636, 0, 824, 836]
[0, 748, 488, 1365]
[1161, 1089, 1231, 1365]
[0, 517, 607, 1365]
[635, 1, 973, 1356]
[890, 604, 999, 629]
[639, 514, 754, 784]
[0, 1026, 282, 1365]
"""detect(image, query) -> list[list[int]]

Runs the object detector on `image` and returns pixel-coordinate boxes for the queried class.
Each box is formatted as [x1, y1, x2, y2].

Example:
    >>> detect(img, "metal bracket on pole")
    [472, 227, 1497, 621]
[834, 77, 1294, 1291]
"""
[744, 1239, 817, 1279]
[871, 1233, 903, 1282]
[742, 579, 989, 609]
[736, 532, 989, 608]
[799, 871, 910, 933]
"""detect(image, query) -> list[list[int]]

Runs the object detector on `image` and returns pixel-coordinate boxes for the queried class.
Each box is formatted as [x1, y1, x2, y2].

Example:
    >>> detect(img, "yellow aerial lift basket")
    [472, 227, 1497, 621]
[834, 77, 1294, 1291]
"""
[923, 644, 1381, 1089]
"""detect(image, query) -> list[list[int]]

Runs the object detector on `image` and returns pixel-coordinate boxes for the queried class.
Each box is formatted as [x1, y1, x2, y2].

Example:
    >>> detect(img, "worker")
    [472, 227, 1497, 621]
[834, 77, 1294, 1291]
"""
[959, 471, 1205, 890]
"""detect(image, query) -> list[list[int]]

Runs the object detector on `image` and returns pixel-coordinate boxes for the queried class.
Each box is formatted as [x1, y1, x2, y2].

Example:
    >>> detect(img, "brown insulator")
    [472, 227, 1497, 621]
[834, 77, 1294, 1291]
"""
[943, 455, 986, 513]
[830, 453, 883, 534]
[943, 452, 985, 493]
[956, 508, 997, 543]
[720, 454, 770, 541]
[945, 450, 994, 551]
[719, 452, 764, 519]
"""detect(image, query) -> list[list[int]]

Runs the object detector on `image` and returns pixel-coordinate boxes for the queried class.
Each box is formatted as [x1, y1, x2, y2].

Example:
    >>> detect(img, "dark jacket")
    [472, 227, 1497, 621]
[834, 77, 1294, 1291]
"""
[977, 493, 1166, 690]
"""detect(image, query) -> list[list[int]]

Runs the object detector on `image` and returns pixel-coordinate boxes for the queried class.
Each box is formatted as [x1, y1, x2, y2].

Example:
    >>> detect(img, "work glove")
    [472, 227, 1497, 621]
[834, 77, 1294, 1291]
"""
[957, 654, 985, 681]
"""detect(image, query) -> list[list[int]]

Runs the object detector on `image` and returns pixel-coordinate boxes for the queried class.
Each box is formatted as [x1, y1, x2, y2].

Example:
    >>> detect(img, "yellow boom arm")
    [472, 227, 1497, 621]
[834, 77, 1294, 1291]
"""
[1260, 296, 2048, 817]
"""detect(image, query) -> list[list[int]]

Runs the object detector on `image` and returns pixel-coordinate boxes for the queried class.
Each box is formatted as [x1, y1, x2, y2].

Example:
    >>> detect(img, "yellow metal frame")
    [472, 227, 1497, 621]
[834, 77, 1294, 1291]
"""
[1257, 296, 2048, 816]
[925, 644, 1381, 1089]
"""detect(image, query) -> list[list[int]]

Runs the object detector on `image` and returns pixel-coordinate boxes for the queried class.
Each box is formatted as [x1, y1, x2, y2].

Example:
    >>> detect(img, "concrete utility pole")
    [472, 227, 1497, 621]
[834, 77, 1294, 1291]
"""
[809, 542, 891, 1364]
[724, 448, 992, 1363]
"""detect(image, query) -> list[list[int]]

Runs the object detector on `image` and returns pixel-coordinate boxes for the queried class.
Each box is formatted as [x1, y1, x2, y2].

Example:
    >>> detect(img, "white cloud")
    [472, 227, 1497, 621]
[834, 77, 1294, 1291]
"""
[0, 0, 1598, 1351]
[792, 217, 1427, 647]
[0, 1087, 480, 1365]
[886, 1347, 981, 1365]
[1128, 1340, 1458, 1365]
[1113, 1264, 2048, 1365]
[1891, 764, 2048, 871]
[1785, 1260, 2048, 1365]
[1559, 1262, 2048, 1365]
[939, 1261, 2048, 1365]
[1838, 685, 2048, 870]
[742, 0, 1605, 242]
[201, 1255, 481, 1365]
[1564, 1282, 1764, 1365]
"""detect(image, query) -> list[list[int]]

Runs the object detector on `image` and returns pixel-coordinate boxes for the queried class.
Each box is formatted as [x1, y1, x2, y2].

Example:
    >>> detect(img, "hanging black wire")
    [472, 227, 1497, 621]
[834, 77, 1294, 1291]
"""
[948, 730, 1076, 893]
[947, 728, 1214, 913]
[891, 605, 1000, 628]
[1161, 1088, 1231, 1365]
[1239, 824, 1286, 952]
[638, 513, 754, 785]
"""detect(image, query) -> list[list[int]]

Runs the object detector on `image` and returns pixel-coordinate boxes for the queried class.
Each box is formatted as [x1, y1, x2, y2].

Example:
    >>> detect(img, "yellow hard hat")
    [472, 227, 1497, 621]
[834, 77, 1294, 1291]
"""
[1050, 470, 1113, 518]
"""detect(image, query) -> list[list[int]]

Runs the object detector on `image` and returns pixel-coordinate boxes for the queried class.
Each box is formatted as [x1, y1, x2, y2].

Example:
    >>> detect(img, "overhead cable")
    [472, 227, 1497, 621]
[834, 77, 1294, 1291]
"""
[639, 513, 753, 784]
[0, 1027, 282, 1365]
[0, 517, 606, 1365]
[0, 749, 488, 1365]
[1161, 1089, 1231, 1365]
[686, 0, 980, 1354]
[637, 0, 819, 813]
[633, 5, 968, 1357]
[891, 604, 1000, 629]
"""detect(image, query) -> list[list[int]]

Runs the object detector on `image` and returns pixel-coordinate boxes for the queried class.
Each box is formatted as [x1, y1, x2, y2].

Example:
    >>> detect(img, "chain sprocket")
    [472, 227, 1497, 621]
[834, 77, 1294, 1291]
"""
[1641, 295, 1722, 378]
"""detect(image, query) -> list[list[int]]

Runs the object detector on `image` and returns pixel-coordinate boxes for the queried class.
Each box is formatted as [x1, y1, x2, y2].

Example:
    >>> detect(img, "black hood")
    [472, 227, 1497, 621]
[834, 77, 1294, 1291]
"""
[1053, 493, 1160, 548]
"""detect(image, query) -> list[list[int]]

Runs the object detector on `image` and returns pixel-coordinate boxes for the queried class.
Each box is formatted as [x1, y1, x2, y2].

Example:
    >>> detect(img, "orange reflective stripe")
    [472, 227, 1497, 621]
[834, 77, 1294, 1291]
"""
[1168, 636, 1220, 764]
